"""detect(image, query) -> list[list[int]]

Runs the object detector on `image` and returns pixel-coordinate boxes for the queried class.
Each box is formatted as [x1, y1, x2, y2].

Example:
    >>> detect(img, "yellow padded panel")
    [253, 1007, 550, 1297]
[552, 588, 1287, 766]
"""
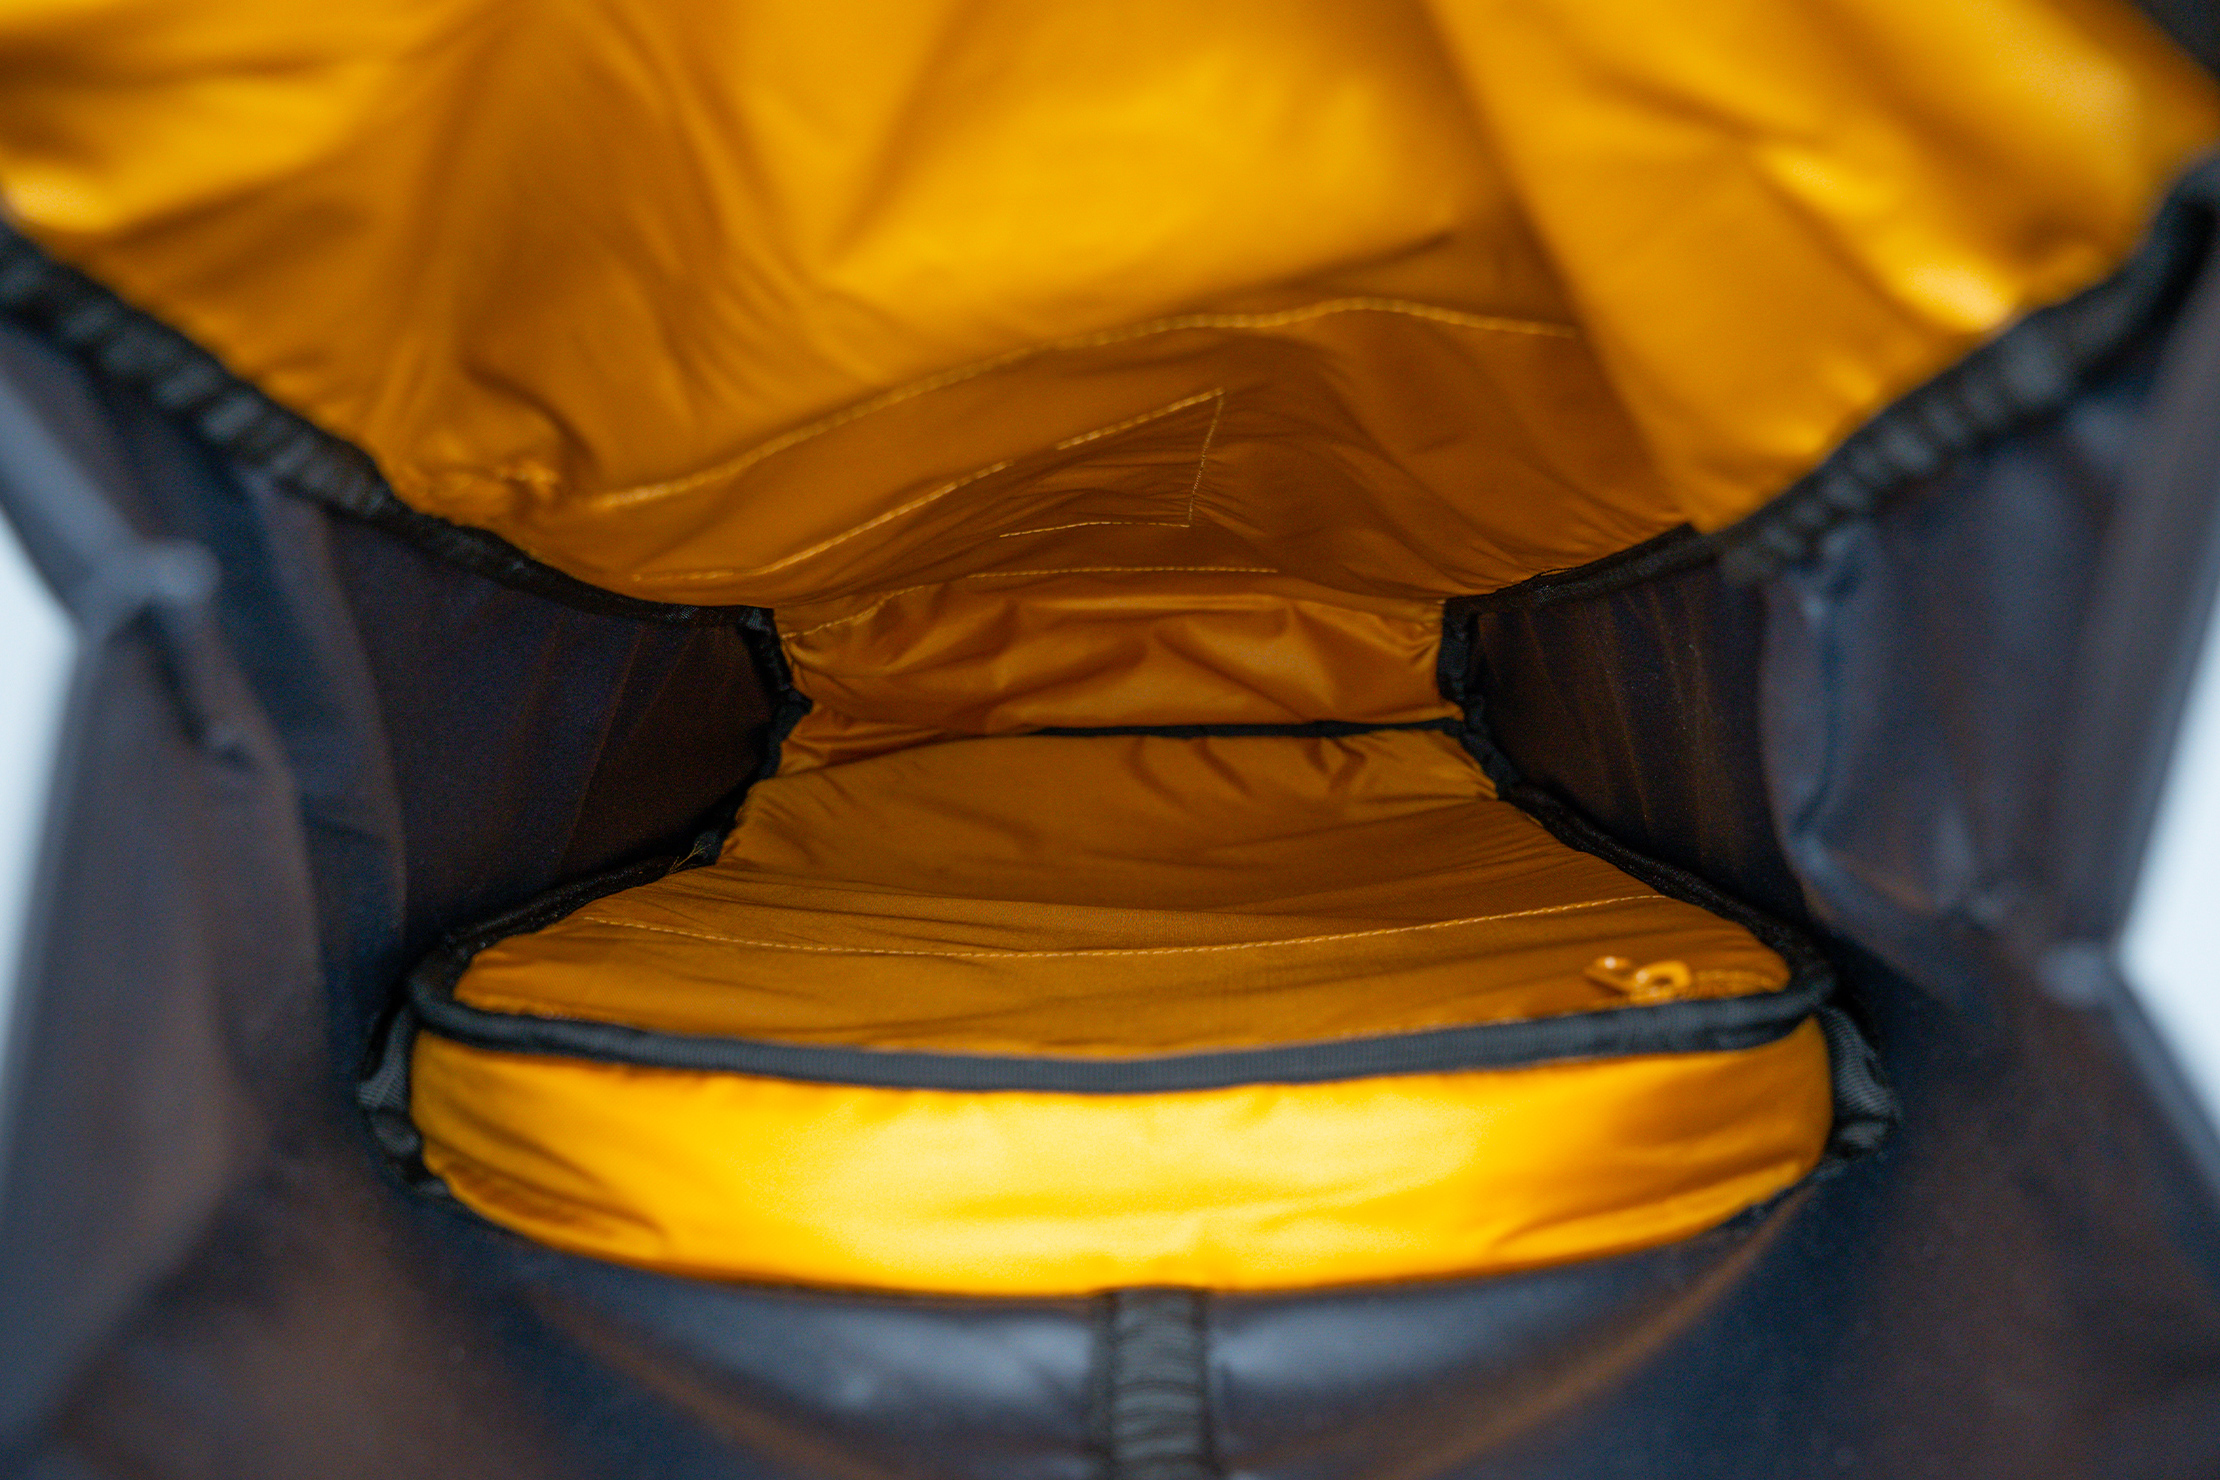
[414, 730, 1829, 1291]
[453, 732, 1788, 1052]
[775, 572, 1456, 771]
[412, 1023, 1832, 1294]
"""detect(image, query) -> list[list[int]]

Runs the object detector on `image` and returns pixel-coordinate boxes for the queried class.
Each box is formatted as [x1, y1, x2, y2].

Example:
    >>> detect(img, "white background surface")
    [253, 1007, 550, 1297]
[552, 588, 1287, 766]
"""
[0, 509, 74, 1118]
[2123, 577, 2220, 1132]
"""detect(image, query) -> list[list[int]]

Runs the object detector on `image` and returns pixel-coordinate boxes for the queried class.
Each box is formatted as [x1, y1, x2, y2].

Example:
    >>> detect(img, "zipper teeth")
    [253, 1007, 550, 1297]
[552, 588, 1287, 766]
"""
[409, 954, 1822, 1095]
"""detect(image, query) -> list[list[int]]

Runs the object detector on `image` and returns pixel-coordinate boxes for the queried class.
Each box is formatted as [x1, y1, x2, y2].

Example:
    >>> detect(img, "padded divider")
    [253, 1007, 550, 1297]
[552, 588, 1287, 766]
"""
[452, 731, 1790, 1049]
[406, 728, 1836, 1292]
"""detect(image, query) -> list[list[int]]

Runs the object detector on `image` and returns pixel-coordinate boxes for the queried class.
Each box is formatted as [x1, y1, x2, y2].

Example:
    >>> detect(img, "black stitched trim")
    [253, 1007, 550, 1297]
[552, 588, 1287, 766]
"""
[0, 222, 750, 627]
[737, 607, 812, 788]
[1437, 605, 1823, 981]
[404, 914, 1824, 1094]
[1096, 1289, 1218, 1480]
[1816, 1005, 1896, 1155]
[1496, 775, 1836, 1008]
[1711, 155, 2220, 583]
[1438, 603, 1892, 1153]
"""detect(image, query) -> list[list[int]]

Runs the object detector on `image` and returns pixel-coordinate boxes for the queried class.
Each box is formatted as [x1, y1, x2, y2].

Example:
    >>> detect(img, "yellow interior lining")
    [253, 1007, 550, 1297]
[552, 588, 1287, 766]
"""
[775, 572, 1456, 770]
[412, 1023, 1832, 1294]
[7, 0, 2208, 1293]
[0, 0, 2209, 603]
[451, 731, 1788, 1054]
[411, 728, 1827, 1291]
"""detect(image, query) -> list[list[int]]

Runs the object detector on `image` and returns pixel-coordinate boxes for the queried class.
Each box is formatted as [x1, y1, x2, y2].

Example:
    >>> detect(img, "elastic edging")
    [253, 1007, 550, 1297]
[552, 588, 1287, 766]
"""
[0, 223, 751, 628]
[1447, 527, 1714, 617]
[1438, 602, 1892, 1154]
[1440, 156, 2220, 605]
[1709, 155, 2220, 583]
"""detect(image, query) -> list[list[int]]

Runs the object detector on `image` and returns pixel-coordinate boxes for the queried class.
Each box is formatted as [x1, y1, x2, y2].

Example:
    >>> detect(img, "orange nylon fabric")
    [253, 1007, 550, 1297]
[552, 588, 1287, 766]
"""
[454, 731, 1788, 1053]
[1430, 0, 2220, 526]
[419, 728, 1827, 1292]
[11, 0, 2187, 1293]
[0, 0, 2209, 600]
[775, 573, 1456, 771]
[410, 1022, 1832, 1294]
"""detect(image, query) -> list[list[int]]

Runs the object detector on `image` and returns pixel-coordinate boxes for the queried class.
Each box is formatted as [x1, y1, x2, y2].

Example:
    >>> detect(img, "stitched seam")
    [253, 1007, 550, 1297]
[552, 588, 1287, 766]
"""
[1047, 388, 1222, 449]
[997, 387, 1226, 538]
[778, 566, 1281, 639]
[964, 565, 1278, 577]
[991, 519, 1193, 538]
[994, 381, 1225, 543]
[587, 300, 1575, 511]
[733, 457, 1016, 580]
[781, 582, 958, 638]
[564, 895, 1660, 959]
[781, 578, 1435, 644]
[1185, 388, 1226, 524]
[657, 391, 1225, 583]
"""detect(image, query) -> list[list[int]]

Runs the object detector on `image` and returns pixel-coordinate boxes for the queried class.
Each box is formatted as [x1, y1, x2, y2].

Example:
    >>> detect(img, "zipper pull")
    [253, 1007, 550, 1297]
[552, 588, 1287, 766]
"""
[1584, 956, 1693, 1001]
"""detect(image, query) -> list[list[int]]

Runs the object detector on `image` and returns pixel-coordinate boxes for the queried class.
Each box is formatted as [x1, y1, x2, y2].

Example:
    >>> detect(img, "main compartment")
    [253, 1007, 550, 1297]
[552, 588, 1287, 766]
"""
[403, 548, 1841, 1291]
[2, 0, 2210, 1294]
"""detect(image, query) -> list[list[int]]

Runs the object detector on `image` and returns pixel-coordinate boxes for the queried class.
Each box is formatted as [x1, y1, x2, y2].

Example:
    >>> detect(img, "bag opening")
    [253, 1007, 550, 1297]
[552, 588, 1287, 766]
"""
[2, 0, 2212, 1297]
